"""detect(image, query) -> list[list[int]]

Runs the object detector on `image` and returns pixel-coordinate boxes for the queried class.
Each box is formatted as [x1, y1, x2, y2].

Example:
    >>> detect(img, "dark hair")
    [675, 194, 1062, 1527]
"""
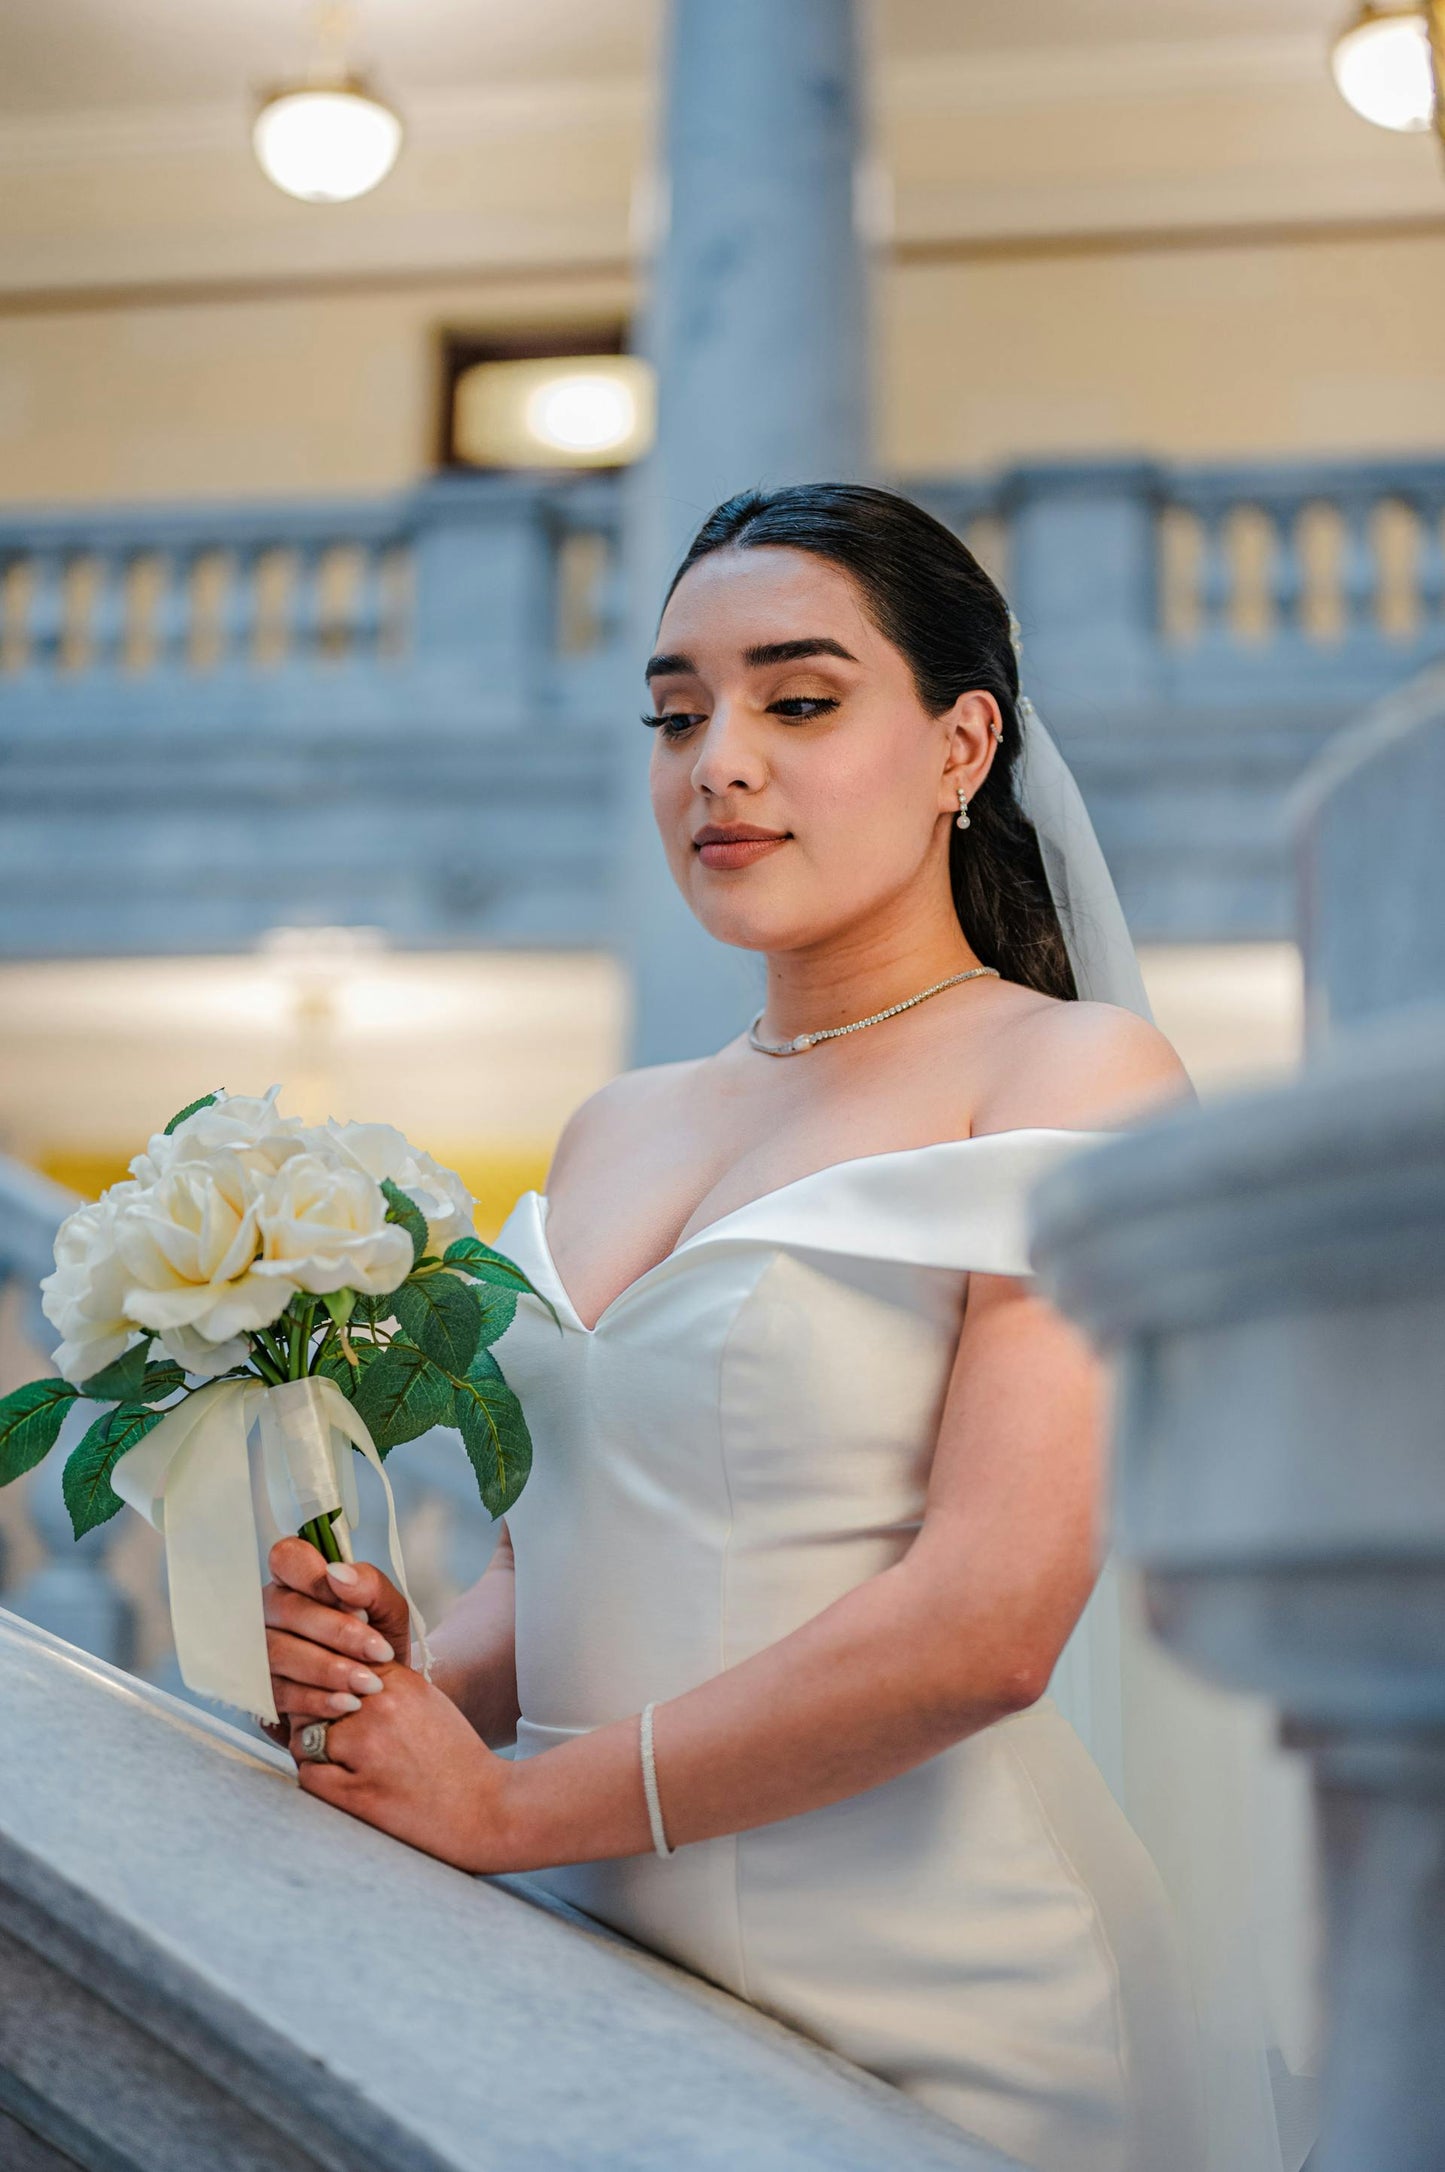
[664, 483, 1077, 1001]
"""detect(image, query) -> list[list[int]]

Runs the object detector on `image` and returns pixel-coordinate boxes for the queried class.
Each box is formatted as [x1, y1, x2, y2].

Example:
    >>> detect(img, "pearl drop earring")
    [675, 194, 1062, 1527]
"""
[955, 786, 970, 831]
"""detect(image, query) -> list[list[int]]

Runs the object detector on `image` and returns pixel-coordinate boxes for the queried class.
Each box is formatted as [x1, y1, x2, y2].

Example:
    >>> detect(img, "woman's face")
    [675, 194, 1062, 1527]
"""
[645, 544, 998, 955]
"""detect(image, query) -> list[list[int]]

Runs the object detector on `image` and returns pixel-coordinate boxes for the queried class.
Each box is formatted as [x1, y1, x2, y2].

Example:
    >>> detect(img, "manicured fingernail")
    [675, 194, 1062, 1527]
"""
[326, 1562, 359, 1586]
[363, 1634, 393, 1663]
[350, 1668, 383, 1694]
[330, 1693, 362, 1714]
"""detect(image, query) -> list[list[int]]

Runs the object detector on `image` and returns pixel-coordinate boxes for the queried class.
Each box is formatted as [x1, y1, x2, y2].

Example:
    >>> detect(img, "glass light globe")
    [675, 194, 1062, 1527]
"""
[524, 374, 639, 456]
[253, 85, 403, 203]
[1331, 5, 1437, 132]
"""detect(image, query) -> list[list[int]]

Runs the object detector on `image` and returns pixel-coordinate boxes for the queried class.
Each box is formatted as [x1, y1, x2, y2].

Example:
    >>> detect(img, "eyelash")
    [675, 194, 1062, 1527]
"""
[640, 696, 840, 738]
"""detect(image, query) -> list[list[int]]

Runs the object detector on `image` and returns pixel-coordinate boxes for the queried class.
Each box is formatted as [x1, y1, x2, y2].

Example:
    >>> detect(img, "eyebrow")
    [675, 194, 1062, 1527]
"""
[644, 636, 860, 681]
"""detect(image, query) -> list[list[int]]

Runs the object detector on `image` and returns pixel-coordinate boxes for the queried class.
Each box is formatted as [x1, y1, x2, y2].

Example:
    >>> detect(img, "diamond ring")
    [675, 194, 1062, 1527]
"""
[295, 1720, 333, 1763]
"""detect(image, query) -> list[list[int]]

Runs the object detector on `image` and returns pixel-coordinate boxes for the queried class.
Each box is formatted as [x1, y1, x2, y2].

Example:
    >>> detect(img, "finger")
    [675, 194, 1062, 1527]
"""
[289, 1707, 368, 1775]
[272, 1680, 366, 1721]
[317, 1559, 412, 1661]
[295, 1757, 361, 1805]
[267, 1627, 389, 1698]
[263, 1584, 394, 1664]
[268, 1535, 339, 1601]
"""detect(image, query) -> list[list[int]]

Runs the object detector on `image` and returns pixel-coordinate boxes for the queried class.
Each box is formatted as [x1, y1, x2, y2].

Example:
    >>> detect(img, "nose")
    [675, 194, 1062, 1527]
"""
[689, 698, 766, 797]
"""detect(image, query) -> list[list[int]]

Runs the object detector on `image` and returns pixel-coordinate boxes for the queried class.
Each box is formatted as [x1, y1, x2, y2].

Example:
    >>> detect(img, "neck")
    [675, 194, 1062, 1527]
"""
[758, 896, 986, 1042]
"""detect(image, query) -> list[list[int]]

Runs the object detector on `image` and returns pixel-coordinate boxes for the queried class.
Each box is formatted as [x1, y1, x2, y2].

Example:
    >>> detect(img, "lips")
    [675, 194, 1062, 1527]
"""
[693, 824, 791, 871]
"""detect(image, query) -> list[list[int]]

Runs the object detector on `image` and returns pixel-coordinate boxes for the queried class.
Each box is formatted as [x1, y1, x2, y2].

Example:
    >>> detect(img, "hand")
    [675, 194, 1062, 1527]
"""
[260, 1537, 408, 1753]
[291, 1654, 518, 1873]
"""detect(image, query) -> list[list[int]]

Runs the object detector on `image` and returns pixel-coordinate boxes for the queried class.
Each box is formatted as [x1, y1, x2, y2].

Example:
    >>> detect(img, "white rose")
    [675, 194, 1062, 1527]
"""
[252, 1153, 414, 1298]
[130, 1084, 308, 1188]
[115, 1150, 291, 1377]
[309, 1121, 476, 1256]
[40, 1183, 148, 1386]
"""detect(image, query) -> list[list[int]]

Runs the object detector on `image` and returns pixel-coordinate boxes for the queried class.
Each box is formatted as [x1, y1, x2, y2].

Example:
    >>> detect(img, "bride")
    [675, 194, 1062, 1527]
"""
[261, 484, 1208, 2172]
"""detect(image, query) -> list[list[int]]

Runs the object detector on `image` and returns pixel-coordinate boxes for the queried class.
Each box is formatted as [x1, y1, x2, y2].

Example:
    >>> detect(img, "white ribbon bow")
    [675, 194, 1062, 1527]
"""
[111, 1373, 432, 1726]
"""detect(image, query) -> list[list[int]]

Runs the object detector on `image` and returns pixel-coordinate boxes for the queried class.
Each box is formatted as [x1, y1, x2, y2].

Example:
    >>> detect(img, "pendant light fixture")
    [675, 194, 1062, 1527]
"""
[1330, 2, 1444, 143]
[253, 3, 403, 204]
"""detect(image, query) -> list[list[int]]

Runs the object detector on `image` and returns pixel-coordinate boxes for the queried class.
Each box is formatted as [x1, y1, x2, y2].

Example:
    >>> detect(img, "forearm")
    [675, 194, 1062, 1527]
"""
[494, 1549, 1040, 1874]
[426, 1533, 520, 1749]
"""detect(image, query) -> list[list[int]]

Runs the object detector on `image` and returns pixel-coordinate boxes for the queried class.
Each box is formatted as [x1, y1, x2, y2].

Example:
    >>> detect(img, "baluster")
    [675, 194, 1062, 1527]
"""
[351, 542, 384, 657]
[1416, 496, 1445, 634]
[289, 542, 325, 664]
[27, 551, 66, 674]
[153, 549, 194, 671]
[1194, 504, 1232, 642]
[89, 550, 131, 674]
[9, 1408, 137, 1670]
[220, 545, 261, 667]
[1338, 492, 1379, 642]
[1269, 498, 1306, 642]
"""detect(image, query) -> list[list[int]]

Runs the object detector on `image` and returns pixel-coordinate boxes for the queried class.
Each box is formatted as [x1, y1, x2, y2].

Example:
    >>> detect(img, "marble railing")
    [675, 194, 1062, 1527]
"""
[1, 1610, 1014, 2170]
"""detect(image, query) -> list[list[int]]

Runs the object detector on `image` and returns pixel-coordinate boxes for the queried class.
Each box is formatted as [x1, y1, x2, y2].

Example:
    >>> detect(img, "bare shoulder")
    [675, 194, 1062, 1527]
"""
[971, 991, 1195, 1137]
[543, 1056, 708, 1191]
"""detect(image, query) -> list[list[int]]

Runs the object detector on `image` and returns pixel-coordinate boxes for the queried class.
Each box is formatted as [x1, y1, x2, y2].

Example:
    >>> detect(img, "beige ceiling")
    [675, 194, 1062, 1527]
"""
[0, 0, 1349, 117]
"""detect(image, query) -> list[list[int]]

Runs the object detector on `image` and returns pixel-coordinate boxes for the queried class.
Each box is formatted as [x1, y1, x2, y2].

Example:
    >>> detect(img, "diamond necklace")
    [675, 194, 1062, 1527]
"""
[747, 966, 1000, 1057]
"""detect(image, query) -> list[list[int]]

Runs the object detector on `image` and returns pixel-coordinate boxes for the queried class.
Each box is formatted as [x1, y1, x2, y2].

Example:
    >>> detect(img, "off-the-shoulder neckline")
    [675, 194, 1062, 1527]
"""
[516, 1126, 1112, 1337]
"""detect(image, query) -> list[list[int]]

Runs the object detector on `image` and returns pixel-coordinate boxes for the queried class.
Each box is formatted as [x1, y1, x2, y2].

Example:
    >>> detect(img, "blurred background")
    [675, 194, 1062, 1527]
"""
[0, 0, 1441, 1754]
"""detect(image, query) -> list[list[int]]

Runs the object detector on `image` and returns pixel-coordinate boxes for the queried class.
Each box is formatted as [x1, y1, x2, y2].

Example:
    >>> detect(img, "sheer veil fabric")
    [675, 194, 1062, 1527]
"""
[1013, 678, 1321, 2172]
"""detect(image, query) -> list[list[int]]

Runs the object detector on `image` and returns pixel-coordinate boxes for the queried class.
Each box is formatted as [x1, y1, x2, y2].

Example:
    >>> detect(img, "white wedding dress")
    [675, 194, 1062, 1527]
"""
[491, 1127, 1207, 2172]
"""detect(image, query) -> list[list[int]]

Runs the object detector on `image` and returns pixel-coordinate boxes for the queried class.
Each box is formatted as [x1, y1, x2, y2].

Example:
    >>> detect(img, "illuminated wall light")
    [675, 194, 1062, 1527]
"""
[1331, 3, 1440, 133]
[452, 354, 656, 470]
[525, 374, 639, 456]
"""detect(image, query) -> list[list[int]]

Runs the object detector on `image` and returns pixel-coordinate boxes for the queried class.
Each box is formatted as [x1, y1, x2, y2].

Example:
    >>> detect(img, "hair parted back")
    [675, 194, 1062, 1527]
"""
[664, 483, 1077, 1002]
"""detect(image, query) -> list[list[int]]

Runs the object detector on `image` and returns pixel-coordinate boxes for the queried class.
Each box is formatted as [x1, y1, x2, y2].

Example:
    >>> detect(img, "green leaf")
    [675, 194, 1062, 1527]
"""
[392, 1271, 481, 1376]
[474, 1282, 518, 1349]
[0, 1378, 79, 1487]
[314, 1333, 385, 1396]
[381, 1178, 428, 1267]
[452, 1349, 532, 1518]
[138, 1359, 188, 1404]
[350, 1339, 452, 1455]
[80, 1338, 152, 1403]
[163, 1090, 222, 1136]
[444, 1237, 561, 1331]
[62, 1402, 164, 1537]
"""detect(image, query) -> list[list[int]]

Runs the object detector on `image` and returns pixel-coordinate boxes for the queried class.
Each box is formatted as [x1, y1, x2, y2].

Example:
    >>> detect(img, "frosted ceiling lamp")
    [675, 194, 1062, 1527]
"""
[1330, 4, 1440, 133]
[525, 374, 639, 456]
[253, 78, 403, 203]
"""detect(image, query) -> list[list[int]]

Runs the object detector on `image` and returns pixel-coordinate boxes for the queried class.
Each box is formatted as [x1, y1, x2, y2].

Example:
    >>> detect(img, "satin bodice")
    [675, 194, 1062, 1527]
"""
[487, 1126, 1204, 2172]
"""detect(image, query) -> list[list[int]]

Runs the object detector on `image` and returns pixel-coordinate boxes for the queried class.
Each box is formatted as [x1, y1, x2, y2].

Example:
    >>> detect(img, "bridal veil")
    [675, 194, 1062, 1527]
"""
[1012, 668, 1321, 2172]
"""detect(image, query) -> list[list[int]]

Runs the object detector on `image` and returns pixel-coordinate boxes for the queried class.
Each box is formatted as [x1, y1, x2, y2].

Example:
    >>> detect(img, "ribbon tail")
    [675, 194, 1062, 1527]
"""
[115, 1379, 280, 1726]
[312, 1377, 435, 1684]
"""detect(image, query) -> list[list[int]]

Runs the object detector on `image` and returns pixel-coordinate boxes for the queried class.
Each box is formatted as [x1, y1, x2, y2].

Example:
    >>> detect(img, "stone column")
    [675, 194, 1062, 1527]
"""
[619, 0, 872, 1066]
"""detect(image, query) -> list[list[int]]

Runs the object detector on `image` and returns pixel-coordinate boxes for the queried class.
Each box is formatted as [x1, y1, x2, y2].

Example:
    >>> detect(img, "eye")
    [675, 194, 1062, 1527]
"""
[769, 696, 840, 720]
[640, 711, 704, 738]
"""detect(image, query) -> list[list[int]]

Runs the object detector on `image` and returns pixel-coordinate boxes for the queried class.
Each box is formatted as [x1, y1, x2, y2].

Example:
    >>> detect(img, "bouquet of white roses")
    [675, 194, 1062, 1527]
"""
[0, 1086, 554, 1722]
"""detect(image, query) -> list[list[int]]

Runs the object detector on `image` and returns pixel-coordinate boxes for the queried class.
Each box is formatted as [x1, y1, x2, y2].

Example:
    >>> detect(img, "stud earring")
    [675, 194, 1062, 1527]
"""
[955, 786, 970, 831]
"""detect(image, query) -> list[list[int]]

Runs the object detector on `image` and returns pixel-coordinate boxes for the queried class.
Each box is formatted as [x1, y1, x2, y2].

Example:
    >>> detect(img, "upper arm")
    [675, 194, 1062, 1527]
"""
[910, 1002, 1191, 1700]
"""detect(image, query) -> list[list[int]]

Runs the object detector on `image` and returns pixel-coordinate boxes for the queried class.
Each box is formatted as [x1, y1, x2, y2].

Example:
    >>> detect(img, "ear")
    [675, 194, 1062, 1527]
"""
[938, 690, 1003, 815]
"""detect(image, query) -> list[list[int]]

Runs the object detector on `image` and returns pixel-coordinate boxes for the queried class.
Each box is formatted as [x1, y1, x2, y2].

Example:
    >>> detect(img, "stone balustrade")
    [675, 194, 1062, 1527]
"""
[1, 453, 1442, 957]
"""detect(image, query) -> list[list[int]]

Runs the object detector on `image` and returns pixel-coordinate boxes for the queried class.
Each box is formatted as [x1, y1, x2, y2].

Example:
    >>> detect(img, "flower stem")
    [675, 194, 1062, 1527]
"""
[299, 1509, 345, 1563]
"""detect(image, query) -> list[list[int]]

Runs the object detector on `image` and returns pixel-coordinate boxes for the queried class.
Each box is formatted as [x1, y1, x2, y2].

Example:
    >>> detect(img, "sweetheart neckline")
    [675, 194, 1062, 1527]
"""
[513, 1126, 1107, 1337]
